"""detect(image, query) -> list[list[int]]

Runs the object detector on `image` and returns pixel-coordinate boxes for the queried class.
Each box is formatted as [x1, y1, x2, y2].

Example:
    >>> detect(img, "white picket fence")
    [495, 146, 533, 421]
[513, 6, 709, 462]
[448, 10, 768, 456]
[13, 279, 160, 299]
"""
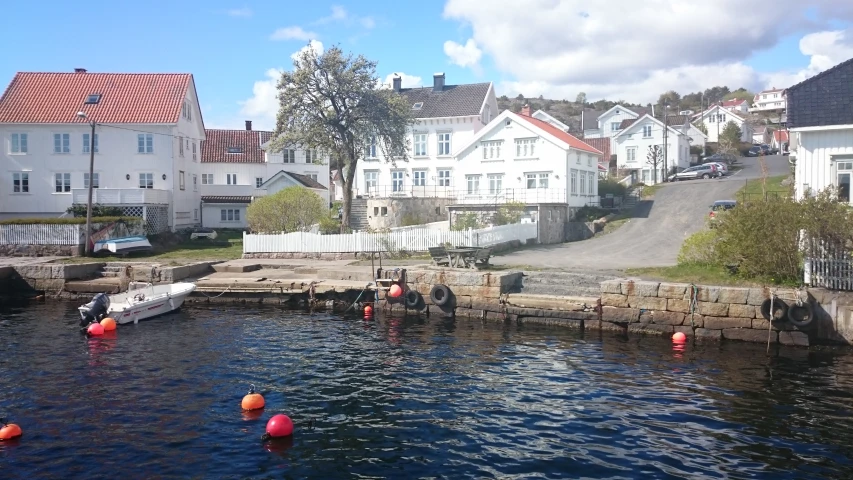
[0, 224, 82, 245]
[244, 222, 537, 254]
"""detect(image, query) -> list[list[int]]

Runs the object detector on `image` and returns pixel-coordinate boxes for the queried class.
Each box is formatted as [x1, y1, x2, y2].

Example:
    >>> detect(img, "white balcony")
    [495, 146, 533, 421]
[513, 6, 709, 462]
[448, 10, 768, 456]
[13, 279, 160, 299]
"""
[200, 184, 267, 197]
[71, 188, 170, 205]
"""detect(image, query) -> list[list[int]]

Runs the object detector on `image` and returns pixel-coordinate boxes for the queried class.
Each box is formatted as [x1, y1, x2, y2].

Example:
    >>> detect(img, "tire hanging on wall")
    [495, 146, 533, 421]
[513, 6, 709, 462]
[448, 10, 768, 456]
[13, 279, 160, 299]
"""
[787, 302, 814, 328]
[760, 297, 789, 322]
[404, 289, 422, 309]
[430, 284, 451, 307]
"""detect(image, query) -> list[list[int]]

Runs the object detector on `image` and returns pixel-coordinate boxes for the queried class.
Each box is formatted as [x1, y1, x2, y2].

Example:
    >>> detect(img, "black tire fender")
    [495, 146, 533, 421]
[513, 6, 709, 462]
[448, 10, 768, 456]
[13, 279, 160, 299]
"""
[787, 302, 814, 328]
[760, 298, 789, 321]
[430, 284, 451, 307]
[404, 289, 421, 309]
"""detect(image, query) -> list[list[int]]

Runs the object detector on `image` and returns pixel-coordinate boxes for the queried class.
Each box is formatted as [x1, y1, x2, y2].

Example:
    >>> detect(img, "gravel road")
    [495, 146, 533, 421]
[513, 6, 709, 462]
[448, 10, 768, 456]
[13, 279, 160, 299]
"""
[492, 155, 792, 271]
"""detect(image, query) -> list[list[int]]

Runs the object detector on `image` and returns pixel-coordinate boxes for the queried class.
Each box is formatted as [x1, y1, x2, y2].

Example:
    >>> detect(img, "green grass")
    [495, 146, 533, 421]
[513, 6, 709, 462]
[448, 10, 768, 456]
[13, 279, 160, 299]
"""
[736, 174, 789, 199]
[640, 184, 664, 199]
[58, 230, 244, 265]
[625, 263, 798, 287]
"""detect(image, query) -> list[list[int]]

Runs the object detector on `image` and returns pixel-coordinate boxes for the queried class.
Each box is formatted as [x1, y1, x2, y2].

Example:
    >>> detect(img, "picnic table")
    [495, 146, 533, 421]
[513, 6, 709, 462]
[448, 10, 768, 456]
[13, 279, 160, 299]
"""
[429, 246, 492, 269]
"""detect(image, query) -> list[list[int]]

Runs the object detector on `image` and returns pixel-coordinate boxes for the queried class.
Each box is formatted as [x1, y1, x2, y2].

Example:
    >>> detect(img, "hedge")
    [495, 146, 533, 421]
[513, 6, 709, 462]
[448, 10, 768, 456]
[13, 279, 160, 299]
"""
[0, 216, 143, 225]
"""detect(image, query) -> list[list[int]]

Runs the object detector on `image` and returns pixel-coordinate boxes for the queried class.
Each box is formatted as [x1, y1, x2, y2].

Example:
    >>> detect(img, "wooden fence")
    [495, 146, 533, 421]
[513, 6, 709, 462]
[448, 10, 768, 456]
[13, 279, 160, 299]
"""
[244, 222, 538, 254]
[805, 256, 853, 291]
[0, 224, 82, 245]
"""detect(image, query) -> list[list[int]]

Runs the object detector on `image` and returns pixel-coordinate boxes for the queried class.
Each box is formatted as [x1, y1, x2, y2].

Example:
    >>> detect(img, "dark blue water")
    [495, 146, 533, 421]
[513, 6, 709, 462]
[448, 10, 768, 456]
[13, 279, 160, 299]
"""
[2, 301, 853, 479]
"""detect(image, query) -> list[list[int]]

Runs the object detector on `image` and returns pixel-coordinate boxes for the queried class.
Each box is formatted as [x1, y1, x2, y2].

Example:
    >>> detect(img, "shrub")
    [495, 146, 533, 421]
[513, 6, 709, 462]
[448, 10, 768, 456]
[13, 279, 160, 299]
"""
[0, 216, 141, 225]
[598, 179, 627, 197]
[66, 204, 126, 217]
[401, 213, 422, 227]
[574, 206, 610, 222]
[247, 186, 326, 233]
[318, 215, 341, 234]
[677, 229, 719, 265]
[451, 213, 482, 231]
[494, 201, 526, 225]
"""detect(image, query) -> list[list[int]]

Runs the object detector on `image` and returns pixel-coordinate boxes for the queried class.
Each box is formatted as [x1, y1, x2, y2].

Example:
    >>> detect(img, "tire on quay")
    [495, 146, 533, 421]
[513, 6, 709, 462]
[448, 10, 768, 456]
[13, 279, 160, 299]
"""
[760, 298, 789, 322]
[787, 302, 815, 328]
[404, 289, 422, 309]
[430, 285, 451, 307]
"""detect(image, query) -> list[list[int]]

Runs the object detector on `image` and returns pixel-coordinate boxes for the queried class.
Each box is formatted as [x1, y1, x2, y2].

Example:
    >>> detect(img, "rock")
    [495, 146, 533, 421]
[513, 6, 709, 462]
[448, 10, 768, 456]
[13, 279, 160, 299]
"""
[747, 287, 771, 306]
[752, 318, 796, 331]
[696, 286, 721, 303]
[650, 311, 685, 325]
[600, 280, 623, 295]
[698, 301, 729, 317]
[658, 283, 688, 299]
[627, 296, 667, 310]
[600, 293, 629, 308]
[724, 328, 776, 343]
[718, 287, 750, 304]
[666, 299, 691, 313]
[695, 328, 722, 340]
[621, 280, 660, 297]
[728, 304, 757, 319]
[602, 306, 639, 323]
[628, 323, 672, 335]
[778, 331, 810, 347]
[704, 317, 752, 329]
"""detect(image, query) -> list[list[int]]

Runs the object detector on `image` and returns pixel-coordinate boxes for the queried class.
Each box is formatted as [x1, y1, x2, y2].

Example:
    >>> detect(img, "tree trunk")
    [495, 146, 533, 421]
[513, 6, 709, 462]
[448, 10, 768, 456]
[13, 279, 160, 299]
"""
[340, 152, 359, 233]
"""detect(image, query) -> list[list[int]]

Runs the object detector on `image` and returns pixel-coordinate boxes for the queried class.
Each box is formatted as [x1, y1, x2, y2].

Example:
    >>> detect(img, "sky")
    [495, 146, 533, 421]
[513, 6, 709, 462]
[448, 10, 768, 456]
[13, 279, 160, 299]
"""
[1, 0, 852, 131]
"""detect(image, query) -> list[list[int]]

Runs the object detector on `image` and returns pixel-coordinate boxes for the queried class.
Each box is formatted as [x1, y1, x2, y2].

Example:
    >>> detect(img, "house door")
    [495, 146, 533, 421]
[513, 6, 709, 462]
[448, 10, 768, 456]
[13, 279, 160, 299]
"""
[833, 156, 853, 204]
[641, 169, 650, 184]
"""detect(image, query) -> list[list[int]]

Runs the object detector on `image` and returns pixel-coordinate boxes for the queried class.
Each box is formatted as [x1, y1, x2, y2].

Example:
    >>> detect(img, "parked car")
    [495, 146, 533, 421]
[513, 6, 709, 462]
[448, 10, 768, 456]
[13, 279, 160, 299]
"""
[704, 152, 738, 165]
[709, 200, 736, 227]
[668, 164, 718, 181]
[705, 161, 728, 176]
[746, 146, 762, 157]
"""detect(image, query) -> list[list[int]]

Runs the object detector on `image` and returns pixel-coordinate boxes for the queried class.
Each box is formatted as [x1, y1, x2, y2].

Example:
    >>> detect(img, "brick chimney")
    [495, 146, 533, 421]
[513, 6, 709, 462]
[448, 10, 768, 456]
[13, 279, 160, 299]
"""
[74, 68, 87, 73]
[392, 75, 402, 92]
[245, 120, 252, 131]
[433, 72, 445, 92]
[520, 104, 531, 116]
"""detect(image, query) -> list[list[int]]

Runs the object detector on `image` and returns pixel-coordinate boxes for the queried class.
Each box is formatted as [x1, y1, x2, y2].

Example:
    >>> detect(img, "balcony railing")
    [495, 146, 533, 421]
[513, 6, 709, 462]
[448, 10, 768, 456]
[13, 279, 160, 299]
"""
[71, 188, 170, 205]
[354, 185, 573, 204]
[200, 184, 265, 197]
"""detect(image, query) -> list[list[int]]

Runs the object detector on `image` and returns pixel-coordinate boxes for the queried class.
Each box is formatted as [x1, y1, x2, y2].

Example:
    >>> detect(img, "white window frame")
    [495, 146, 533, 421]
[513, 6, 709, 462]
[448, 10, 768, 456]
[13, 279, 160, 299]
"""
[192, 142, 197, 161]
[437, 132, 452, 156]
[193, 209, 199, 221]
[570, 169, 578, 196]
[391, 170, 405, 192]
[305, 149, 316, 163]
[201, 173, 213, 185]
[642, 126, 652, 138]
[588, 155, 592, 167]
[12, 172, 29, 193]
[179, 171, 185, 191]
[139, 173, 154, 189]
[364, 170, 378, 192]
[414, 133, 428, 157]
[438, 169, 451, 187]
[138, 133, 154, 154]
[282, 149, 296, 163]
[226, 173, 237, 185]
[611, 122, 621, 132]
[579, 171, 586, 195]
[627, 147, 637, 162]
[193, 174, 198, 191]
[11, 133, 28, 154]
[515, 138, 536, 158]
[466, 174, 480, 194]
[82, 133, 99, 154]
[488, 174, 503, 194]
[588, 169, 596, 196]
[482, 140, 502, 160]
[413, 170, 426, 187]
[255, 177, 264, 188]
[833, 157, 853, 204]
[220, 208, 241, 222]
[53, 133, 70, 154]
[366, 136, 377, 158]
[179, 136, 184, 157]
[83, 172, 100, 189]
[54, 172, 71, 193]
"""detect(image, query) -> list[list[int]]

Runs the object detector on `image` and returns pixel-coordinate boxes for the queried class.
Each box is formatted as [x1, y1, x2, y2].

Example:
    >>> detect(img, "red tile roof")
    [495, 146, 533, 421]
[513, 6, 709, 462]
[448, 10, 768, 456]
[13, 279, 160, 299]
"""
[516, 113, 602, 155]
[721, 99, 747, 106]
[581, 137, 611, 161]
[773, 130, 789, 143]
[0, 72, 193, 124]
[201, 129, 273, 163]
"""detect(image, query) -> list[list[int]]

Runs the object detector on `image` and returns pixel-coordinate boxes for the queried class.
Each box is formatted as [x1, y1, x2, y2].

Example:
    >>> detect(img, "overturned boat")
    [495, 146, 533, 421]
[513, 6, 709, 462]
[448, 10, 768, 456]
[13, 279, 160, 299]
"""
[79, 282, 196, 326]
[93, 236, 153, 256]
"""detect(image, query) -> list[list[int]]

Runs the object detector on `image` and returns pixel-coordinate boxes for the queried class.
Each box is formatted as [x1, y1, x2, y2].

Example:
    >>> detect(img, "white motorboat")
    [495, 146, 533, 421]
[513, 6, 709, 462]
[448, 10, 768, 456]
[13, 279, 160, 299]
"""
[79, 282, 196, 326]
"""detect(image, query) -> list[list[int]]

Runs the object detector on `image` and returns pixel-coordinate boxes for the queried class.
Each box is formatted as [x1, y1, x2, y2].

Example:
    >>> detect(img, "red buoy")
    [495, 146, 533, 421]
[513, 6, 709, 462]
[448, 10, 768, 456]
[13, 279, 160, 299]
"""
[364, 305, 373, 315]
[87, 323, 105, 336]
[265, 414, 294, 438]
[388, 285, 402, 298]
[672, 332, 687, 344]
[0, 421, 22, 441]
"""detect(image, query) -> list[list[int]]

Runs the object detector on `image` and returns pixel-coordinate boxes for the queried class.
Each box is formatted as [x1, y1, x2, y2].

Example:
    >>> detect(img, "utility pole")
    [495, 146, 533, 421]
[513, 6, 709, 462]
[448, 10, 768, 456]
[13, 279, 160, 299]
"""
[78, 111, 96, 255]
[663, 104, 669, 181]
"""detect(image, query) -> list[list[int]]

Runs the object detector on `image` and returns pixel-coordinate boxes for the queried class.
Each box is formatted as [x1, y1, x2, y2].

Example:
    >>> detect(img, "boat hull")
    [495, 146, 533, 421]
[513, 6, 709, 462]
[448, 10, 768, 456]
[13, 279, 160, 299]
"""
[79, 282, 196, 325]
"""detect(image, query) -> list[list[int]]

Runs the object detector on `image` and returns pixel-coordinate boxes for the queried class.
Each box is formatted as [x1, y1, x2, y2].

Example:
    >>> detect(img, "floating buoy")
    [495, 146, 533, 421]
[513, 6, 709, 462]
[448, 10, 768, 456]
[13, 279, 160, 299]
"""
[87, 323, 105, 336]
[100, 317, 117, 331]
[241, 385, 265, 411]
[364, 305, 373, 316]
[264, 414, 294, 439]
[0, 420, 22, 441]
[672, 332, 687, 344]
[388, 284, 403, 298]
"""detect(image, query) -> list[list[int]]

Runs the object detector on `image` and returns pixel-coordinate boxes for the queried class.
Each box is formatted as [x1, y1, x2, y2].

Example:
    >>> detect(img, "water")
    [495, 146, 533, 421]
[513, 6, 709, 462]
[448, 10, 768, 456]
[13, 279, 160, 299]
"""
[3, 302, 853, 479]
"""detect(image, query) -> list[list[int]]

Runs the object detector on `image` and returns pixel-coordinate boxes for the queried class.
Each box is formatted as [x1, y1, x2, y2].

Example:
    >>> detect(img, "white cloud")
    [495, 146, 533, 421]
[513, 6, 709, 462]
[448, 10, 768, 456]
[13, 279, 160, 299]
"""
[443, 39, 482, 68]
[314, 5, 375, 29]
[270, 26, 319, 41]
[226, 7, 252, 17]
[442, 0, 853, 102]
[290, 40, 324, 63]
[238, 68, 284, 131]
[381, 73, 423, 89]
[762, 29, 853, 89]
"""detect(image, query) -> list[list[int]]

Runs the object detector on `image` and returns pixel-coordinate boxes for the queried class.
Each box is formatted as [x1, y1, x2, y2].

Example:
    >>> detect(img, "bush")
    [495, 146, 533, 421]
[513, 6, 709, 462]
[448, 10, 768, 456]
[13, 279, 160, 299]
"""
[494, 201, 526, 225]
[318, 215, 341, 234]
[66, 204, 126, 217]
[451, 213, 482, 231]
[677, 229, 719, 265]
[401, 213, 423, 226]
[247, 186, 326, 233]
[574, 206, 610, 222]
[0, 216, 142, 225]
[598, 179, 627, 197]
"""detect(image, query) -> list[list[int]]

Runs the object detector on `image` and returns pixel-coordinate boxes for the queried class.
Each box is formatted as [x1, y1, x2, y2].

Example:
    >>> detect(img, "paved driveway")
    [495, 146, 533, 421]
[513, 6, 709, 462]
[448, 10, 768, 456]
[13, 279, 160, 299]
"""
[492, 155, 791, 271]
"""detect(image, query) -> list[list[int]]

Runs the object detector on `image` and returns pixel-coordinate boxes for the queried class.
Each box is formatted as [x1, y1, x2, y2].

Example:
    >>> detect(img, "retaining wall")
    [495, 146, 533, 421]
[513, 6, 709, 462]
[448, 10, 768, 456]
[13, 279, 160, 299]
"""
[0, 244, 81, 257]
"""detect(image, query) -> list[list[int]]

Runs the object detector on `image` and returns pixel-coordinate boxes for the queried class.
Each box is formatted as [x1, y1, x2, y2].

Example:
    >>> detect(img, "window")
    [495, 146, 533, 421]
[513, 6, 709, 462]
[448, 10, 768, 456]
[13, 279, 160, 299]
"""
[179, 171, 185, 190]
[194, 209, 198, 221]
[414, 133, 428, 156]
[13, 172, 29, 193]
[365, 171, 378, 192]
[611, 122, 621, 132]
[413, 170, 426, 186]
[139, 173, 154, 189]
[482, 140, 502, 160]
[220, 209, 241, 222]
[201, 173, 213, 185]
[282, 149, 295, 163]
[438, 169, 451, 187]
[11, 133, 27, 153]
[588, 155, 592, 167]
[391, 171, 404, 192]
[307, 173, 318, 181]
[642, 126, 652, 138]
[182, 101, 193, 121]
[179, 137, 185, 156]
[54, 173, 71, 193]
[836, 161, 853, 203]
[488, 174, 503, 194]
[437, 132, 452, 156]
[588, 170, 595, 196]
[193, 174, 198, 191]
[256, 177, 264, 188]
[413, 102, 423, 110]
[82, 133, 99, 153]
[83, 172, 100, 189]
[366, 136, 377, 158]
[485, 104, 491, 123]
[226, 147, 241, 154]
[570, 170, 578, 195]
[466, 175, 480, 194]
[526, 173, 549, 189]
[137, 134, 153, 154]
[763, 94, 767, 99]
[626, 147, 637, 162]
[717, 114, 726, 123]
[53, 133, 70, 153]
[226, 174, 237, 185]
[192, 142, 197, 161]
[526, 173, 537, 189]
[579, 171, 586, 195]
[85, 94, 102, 104]
[538, 173, 549, 189]
[306, 149, 317, 163]
[515, 138, 536, 157]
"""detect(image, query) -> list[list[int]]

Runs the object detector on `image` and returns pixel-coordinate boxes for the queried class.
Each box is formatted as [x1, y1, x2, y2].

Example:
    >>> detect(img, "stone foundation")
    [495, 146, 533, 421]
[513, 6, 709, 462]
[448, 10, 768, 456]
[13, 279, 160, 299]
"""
[242, 240, 525, 261]
[0, 244, 81, 257]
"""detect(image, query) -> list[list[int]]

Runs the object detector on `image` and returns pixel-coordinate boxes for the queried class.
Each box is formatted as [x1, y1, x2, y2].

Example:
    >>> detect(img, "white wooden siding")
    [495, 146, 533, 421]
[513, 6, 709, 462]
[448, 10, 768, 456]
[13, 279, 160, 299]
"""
[794, 128, 853, 201]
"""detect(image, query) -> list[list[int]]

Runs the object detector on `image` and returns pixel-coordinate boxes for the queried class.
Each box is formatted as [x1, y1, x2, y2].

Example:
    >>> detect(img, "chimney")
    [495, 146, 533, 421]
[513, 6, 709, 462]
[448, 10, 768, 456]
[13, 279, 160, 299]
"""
[74, 68, 87, 73]
[392, 75, 402, 92]
[245, 120, 252, 131]
[433, 72, 445, 92]
[520, 104, 531, 116]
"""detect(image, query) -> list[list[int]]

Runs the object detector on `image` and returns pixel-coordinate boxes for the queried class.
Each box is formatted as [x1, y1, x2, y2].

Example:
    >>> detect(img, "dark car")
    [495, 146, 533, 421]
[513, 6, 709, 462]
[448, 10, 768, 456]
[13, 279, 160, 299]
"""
[668, 163, 718, 181]
[709, 200, 736, 227]
[704, 152, 738, 165]
[746, 146, 762, 157]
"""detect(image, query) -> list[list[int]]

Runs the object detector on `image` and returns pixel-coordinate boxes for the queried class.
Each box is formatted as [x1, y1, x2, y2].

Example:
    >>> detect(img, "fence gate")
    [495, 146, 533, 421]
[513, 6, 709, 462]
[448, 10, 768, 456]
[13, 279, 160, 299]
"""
[805, 240, 853, 291]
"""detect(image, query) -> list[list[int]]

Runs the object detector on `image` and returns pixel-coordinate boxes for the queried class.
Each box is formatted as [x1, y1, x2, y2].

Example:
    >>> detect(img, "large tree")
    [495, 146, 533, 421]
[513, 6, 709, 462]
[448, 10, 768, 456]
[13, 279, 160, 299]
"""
[657, 90, 681, 108]
[247, 186, 326, 233]
[575, 92, 587, 105]
[718, 121, 743, 154]
[271, 45, 414, 231]
[723, 88, 754, 103]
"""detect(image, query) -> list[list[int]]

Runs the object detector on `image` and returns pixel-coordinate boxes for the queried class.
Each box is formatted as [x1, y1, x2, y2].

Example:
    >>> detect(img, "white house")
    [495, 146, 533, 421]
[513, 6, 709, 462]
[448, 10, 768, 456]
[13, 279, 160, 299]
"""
[531, 109, 571, 132]
[695, 105, 754, 143]
[0, 69, 205, 232]
[787, 57, 853, 203]
[452, 105, 602, 208]
[582, 104, 652, 141]
[352, 73, 498, 198]
[613, 114, 692, 185]
[720, 98, 750, 114]
[199, 123, 329, 229]
[751, 88, 787, 113]
[685, 123, 708, 150]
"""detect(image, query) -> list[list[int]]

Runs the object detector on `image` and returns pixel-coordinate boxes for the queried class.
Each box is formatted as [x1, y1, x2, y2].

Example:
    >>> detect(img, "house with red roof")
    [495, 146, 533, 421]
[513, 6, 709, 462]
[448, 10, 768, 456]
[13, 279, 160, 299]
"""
[452, 104, 602, 208]
[751, 88, 787, 113]
[0, 68, 205, 232]
[720, 98, 750, 114]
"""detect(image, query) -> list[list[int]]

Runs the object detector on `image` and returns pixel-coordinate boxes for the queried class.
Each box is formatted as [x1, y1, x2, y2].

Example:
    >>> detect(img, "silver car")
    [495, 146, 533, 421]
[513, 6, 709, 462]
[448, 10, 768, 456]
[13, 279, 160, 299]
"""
[668, 164, 718, 181]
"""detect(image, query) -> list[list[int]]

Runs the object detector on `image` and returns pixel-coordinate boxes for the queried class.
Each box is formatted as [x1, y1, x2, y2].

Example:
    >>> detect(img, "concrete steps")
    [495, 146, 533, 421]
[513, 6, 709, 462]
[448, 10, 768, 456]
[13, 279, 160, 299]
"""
[98, 265, 126, 278]
[349, 198, 369, 231]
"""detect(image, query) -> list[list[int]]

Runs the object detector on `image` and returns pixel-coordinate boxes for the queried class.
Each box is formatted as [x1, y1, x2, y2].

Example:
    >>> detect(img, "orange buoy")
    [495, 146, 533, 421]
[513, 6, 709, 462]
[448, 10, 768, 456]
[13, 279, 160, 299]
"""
[241, 385, 265, 411]
[100, 317, 117, 331]
[0, 421, 22, 441]
[388, 284, 402, 298]
[672, 332, 687, 344]
[364, 305, 373, 315]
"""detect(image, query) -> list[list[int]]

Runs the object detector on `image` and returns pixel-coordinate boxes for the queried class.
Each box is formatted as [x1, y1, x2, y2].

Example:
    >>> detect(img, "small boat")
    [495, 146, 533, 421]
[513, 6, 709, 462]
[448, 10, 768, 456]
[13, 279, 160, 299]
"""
[93, 236, 153, 256]
[79, 282, 196, 326]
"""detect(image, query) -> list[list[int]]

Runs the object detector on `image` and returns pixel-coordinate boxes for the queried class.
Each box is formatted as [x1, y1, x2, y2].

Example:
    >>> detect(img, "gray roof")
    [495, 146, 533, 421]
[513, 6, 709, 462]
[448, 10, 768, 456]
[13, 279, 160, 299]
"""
[787, 56, 853, 128]
[582, 109, 604, 130]
[399, 83, 490, 119]
[665, 114, 691, 125]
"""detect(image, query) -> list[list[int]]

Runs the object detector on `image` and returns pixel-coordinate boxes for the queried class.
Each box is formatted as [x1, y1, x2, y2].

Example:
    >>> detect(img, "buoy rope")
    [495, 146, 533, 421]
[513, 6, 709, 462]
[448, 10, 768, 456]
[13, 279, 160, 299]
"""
[196, 283, 234, 299]
[344, 283, 373, 313]
[766, 288, 778, 354]
[689, 284, 698, 329]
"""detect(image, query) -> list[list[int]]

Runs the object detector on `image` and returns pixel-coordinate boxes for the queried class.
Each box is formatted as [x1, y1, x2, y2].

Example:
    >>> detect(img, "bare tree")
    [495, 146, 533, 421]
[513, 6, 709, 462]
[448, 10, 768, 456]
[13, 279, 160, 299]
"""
[647, 145, 663, 184]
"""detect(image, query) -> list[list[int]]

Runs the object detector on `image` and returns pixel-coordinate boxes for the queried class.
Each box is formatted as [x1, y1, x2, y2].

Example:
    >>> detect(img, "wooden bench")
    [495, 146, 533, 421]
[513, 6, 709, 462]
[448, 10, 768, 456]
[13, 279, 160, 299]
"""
[454, 246, 492, 269]
[428, 246, 450, 266]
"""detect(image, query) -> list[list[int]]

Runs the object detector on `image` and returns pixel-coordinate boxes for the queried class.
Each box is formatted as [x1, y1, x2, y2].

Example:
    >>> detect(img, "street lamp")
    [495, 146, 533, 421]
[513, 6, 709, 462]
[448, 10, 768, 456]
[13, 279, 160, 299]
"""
[77, 111, 96, 255]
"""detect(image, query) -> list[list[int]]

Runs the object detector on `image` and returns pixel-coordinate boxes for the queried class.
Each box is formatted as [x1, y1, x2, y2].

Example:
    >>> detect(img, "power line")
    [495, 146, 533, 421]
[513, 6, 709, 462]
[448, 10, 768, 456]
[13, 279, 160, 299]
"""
[95, 123, 207, 142]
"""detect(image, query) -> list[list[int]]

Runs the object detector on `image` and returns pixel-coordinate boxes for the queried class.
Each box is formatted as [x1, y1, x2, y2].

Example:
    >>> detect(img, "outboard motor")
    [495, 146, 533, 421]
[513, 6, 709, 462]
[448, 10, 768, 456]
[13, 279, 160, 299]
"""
[79, 293, 110, 327]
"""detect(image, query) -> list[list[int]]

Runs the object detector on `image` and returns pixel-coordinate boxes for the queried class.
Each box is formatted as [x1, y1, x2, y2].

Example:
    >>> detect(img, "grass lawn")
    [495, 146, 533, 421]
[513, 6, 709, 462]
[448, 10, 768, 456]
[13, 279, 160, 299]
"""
[640, 184, 664, 199]
[735, 174, 789, 200]
[625, 263, 796, 287]
[58, 230, 244, 265]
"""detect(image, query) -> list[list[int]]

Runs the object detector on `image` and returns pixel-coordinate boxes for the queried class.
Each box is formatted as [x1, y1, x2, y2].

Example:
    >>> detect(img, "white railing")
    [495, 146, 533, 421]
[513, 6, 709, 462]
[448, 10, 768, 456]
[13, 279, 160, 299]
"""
[244, 222, 537, 253]
[0, 224, 82, 245]
[71, 188, 170, 205]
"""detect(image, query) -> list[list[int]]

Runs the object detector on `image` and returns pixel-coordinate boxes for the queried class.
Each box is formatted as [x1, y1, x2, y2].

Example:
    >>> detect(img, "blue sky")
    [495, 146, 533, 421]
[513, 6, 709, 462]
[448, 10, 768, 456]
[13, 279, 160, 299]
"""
[1, 0, 851, 130]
